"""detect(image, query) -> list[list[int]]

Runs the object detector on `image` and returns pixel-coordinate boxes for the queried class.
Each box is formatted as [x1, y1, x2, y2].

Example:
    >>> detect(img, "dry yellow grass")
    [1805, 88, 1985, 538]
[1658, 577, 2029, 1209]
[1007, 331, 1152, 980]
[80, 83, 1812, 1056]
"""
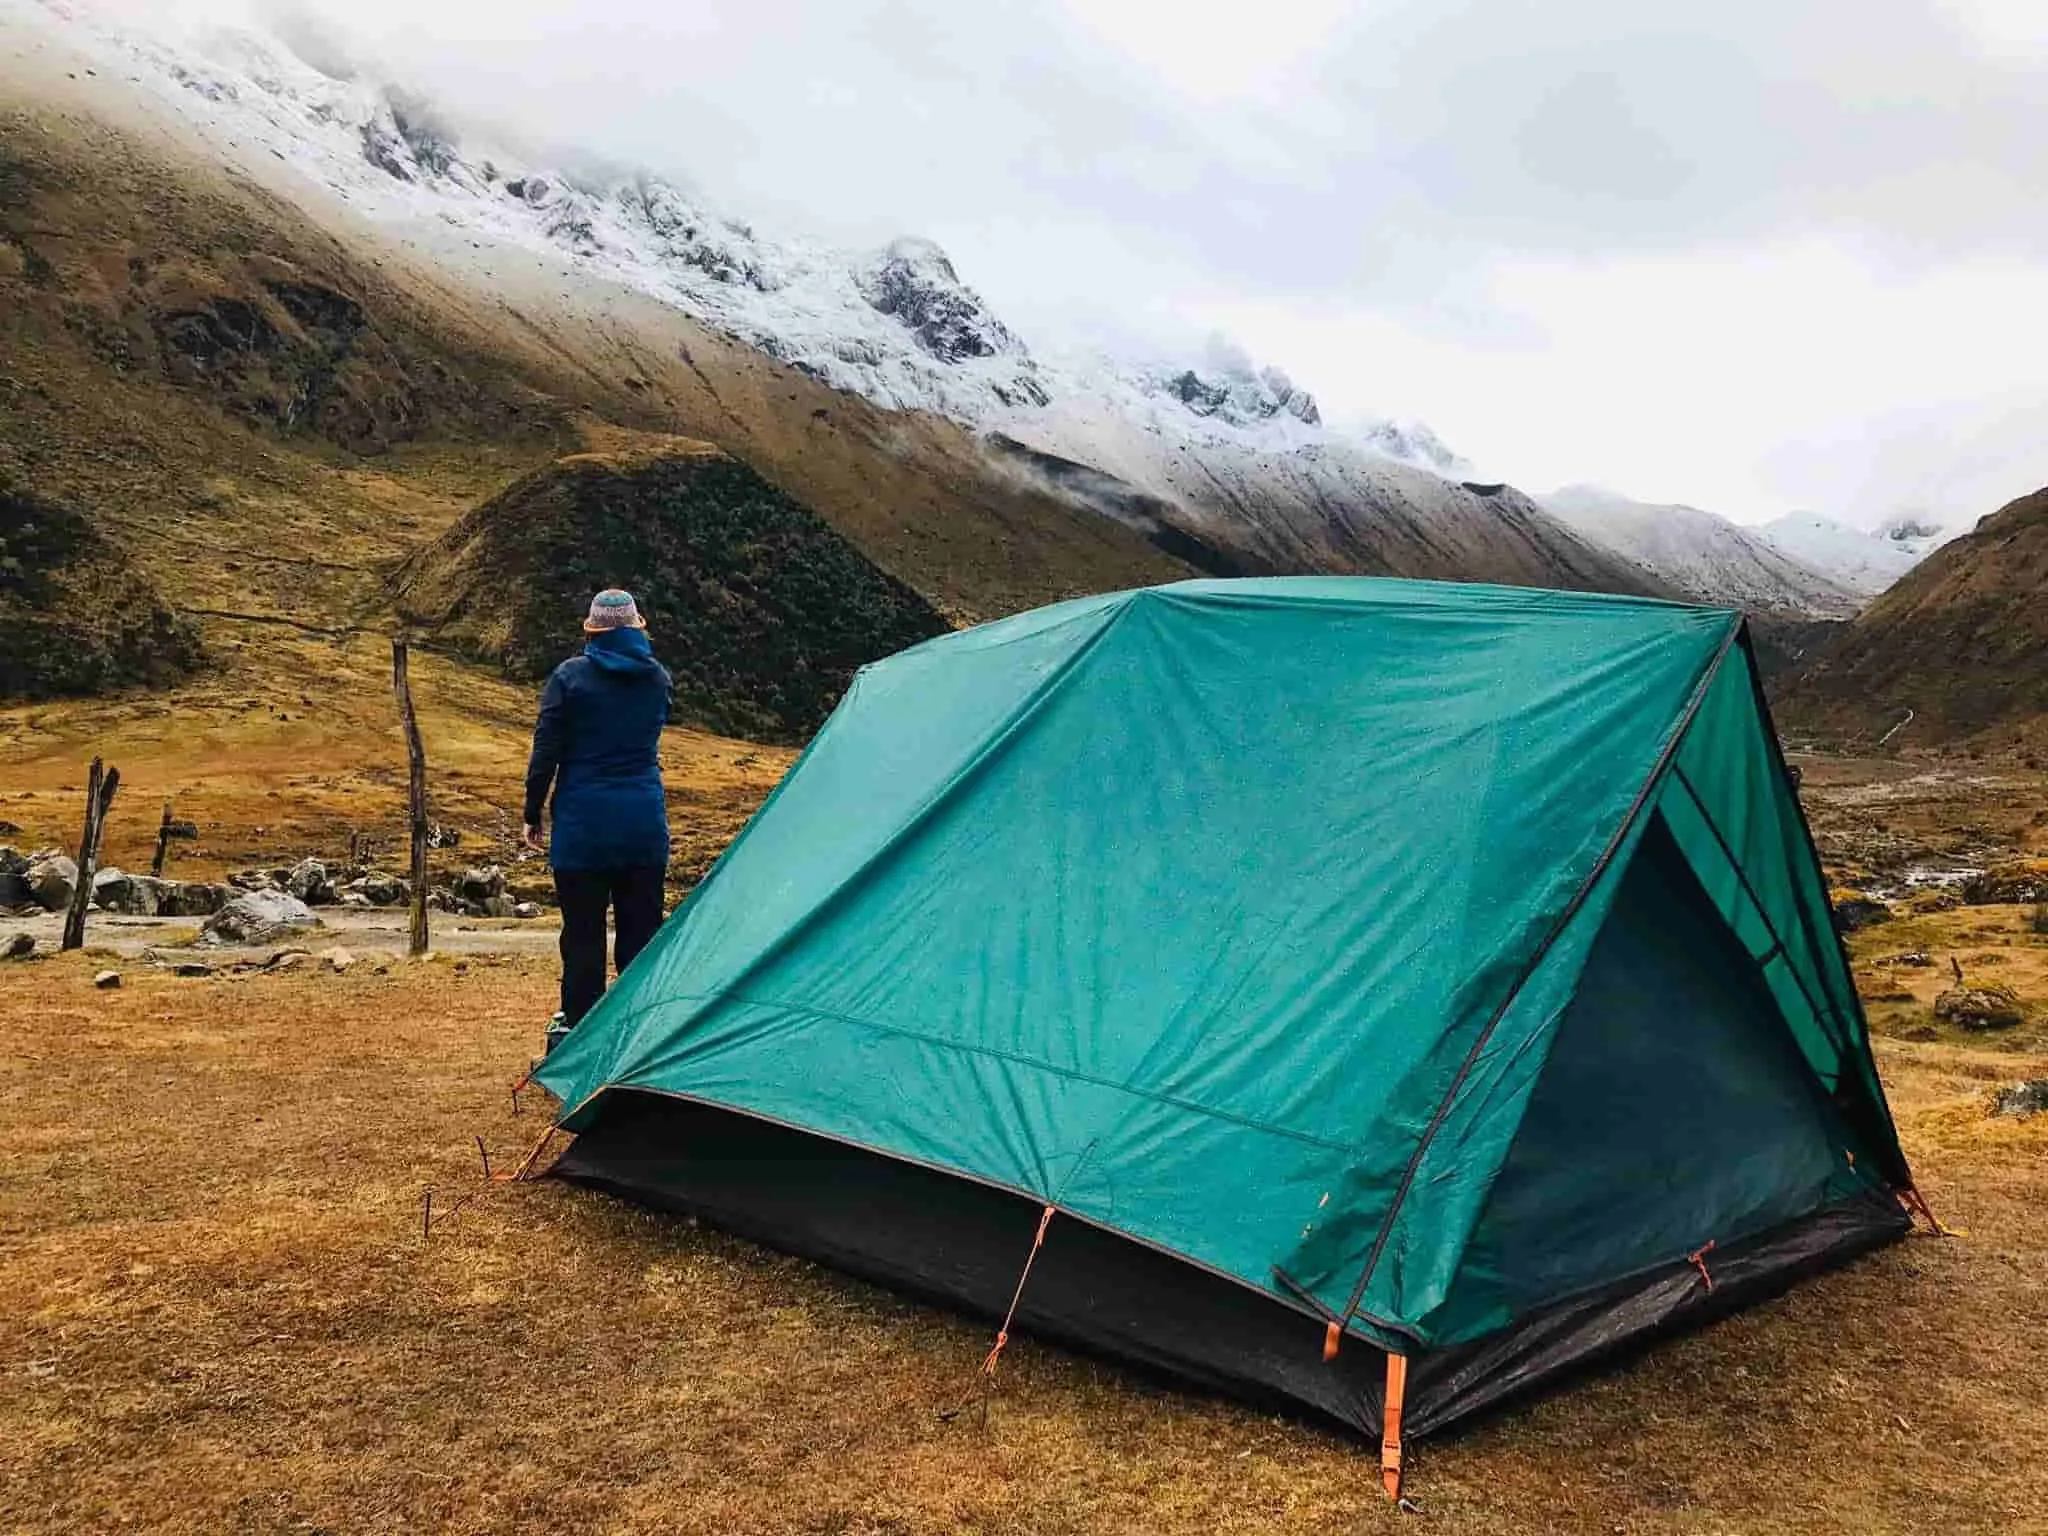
[3, 873, 2046, 1533]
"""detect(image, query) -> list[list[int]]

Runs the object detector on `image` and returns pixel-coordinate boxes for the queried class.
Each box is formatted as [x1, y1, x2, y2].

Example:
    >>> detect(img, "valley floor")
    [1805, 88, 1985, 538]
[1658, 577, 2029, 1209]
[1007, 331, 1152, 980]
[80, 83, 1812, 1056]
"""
[2, 756, 2045, 1535]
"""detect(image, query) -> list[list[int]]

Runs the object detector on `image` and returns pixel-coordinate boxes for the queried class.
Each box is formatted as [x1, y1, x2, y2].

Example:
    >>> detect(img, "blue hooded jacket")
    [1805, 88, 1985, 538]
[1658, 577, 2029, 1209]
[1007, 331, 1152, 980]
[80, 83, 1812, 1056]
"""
[523, 627, 673, 872]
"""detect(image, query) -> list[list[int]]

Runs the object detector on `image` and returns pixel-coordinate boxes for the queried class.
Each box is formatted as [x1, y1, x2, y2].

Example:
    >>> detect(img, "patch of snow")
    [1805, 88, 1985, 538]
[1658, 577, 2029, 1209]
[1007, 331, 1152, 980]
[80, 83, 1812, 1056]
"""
[16, 0, 1681, 590]
[1541, 486, 1861, 617]
[1755, 512, 1954, 598]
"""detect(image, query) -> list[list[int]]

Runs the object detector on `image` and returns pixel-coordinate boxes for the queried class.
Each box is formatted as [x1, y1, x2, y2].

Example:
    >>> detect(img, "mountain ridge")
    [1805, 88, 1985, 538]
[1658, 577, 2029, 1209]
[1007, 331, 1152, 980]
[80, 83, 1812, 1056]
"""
[0, 0, 1659, 606]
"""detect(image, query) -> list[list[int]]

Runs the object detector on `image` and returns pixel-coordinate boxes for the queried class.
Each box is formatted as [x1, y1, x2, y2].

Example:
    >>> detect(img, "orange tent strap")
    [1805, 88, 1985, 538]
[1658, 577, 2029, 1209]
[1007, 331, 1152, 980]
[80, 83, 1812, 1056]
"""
[1687, 1239, 1717, 1293]
[978, 1204, 1057, 1382]
[1321, 1321, 1341, 1362]
[1380, 1353, 1408, 1501]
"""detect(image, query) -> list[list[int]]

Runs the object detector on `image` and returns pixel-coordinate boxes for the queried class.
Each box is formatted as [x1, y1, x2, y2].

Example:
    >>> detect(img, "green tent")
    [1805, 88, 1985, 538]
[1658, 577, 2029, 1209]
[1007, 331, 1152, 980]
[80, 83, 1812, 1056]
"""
[535, 577, 1915, 1484]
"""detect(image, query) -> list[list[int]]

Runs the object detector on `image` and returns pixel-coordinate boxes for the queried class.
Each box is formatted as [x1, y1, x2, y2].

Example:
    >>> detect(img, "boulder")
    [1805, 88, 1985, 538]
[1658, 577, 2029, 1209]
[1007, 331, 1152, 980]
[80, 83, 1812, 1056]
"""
[285, 858, 336, 906]
[26, 850, 78, 912]
[1934, 984, 2025, 1031]
[228, 870, 280, 892]
[455, 865, 507, 903]
[160, 882, 228, 918]
[512, 901, 542, 920]
[94, 870, 177, 916]
[201, 889, 322, 946]
[3, 932, 33, 960]
[1962, 861, 2048, 906]
[352, 872, 409, 907]
[1990, 1080, 2048, 1119]
[265, 948, 313, 972]
[338, 891, 372, 909]
[93, 969, 121, 989]
[0, 850, 29, 908]
[482, 894, 517, 918]
[1830, 894, 1893, 934]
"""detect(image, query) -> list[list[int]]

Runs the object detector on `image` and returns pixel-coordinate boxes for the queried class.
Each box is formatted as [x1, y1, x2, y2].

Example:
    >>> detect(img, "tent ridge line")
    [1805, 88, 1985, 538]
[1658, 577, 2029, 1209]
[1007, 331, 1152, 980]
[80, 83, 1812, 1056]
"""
[555, 594, 1140, 1121]
[1330, 614, 1744, 1331]
[1666, 763, 1855, 1066]
[1728, 626, 1913, 1187]
[597, 988, 1373, 1157]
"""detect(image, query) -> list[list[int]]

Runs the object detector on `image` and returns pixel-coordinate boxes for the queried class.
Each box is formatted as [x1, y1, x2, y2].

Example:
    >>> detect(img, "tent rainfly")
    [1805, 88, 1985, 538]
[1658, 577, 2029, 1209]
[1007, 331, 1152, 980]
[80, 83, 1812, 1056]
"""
[533, 577, 1920, 1496]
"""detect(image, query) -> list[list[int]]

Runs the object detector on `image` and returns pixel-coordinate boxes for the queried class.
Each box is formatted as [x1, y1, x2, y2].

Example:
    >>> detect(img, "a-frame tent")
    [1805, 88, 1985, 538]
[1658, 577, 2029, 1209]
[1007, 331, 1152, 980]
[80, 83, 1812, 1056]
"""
[533, 577, 1915, 1490]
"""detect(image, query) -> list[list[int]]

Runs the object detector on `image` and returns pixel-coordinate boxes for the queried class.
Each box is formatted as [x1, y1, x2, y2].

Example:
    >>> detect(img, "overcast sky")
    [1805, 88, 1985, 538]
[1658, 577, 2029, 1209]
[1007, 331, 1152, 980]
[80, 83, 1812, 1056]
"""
[165, 0, 2048, 524]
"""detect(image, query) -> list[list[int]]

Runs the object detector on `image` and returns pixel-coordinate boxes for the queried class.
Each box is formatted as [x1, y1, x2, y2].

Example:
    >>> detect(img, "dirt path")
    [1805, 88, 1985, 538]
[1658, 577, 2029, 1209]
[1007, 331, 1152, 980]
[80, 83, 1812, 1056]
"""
[1, 904, 564, 963]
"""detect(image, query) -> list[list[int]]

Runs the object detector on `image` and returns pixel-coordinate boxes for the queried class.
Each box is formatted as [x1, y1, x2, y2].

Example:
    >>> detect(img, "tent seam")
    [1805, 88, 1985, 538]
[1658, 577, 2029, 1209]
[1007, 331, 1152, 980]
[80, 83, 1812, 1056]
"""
[606, 990, 1370, 1156]
[1331, 614, 1743, 1329]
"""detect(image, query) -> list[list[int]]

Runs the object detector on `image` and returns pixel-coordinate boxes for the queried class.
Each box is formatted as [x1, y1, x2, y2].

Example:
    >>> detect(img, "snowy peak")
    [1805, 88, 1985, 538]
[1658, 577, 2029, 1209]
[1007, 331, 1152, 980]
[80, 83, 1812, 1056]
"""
[1359, 420, 1466, 476]
[1755, 512, 1951, 598]
[1541, 486, 1861, 618]
[1145, 356, 1321, 429]
[15, 0, 1654, 599]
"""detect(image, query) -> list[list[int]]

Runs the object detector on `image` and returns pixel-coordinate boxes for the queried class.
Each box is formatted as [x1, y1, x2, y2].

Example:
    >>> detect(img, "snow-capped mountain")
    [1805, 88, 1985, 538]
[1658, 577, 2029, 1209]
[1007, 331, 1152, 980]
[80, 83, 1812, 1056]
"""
[1540, 486, 1862, 618]
[1755, 512, 1953, 599]
[5, 0, 1656, 595]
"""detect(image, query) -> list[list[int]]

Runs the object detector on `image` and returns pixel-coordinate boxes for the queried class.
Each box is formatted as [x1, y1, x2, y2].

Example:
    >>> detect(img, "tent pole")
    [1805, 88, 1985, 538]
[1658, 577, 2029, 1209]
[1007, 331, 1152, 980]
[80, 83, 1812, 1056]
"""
[1380, 1352, 1408, 1500]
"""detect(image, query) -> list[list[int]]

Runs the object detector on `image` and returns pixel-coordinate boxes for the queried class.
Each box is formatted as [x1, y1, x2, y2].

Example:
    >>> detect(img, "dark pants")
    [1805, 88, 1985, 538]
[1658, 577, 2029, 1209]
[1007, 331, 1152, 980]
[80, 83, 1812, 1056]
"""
[554, 865, 666, 1027]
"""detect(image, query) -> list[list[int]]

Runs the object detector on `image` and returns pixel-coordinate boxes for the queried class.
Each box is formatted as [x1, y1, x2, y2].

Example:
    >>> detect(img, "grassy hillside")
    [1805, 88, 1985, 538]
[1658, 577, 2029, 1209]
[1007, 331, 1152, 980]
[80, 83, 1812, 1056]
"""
[1783, 488, 2048, 750]
[395, 429, 949, 741]
[0, 90, 1188, 691]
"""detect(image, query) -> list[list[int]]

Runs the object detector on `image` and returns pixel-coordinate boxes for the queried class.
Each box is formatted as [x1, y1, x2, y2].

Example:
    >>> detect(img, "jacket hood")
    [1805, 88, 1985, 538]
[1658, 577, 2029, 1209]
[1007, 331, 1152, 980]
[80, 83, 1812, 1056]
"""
[584, 625, 662, 675]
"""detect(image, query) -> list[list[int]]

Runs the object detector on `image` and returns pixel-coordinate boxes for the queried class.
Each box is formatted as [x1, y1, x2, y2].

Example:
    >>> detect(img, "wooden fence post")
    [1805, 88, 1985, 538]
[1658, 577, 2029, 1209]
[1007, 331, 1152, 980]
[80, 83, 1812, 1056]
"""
[61, 757, 121, 951]
[392, 638, 430, 957]
[151, 798, 175, 877]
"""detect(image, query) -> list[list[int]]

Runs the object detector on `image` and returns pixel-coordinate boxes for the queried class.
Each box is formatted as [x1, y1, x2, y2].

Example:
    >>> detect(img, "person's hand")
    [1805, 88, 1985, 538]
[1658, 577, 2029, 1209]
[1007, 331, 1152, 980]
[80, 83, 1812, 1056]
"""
[521, 823, 545, 851]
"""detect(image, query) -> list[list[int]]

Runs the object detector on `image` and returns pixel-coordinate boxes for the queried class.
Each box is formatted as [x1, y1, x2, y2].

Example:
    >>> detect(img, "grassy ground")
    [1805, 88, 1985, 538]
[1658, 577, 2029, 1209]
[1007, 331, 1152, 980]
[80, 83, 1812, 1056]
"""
[4, 770, 2047, 1534]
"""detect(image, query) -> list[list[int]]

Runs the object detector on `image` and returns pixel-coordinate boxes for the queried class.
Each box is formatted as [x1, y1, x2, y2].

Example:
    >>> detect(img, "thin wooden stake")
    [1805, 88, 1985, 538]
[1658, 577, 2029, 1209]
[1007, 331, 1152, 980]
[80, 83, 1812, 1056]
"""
[392, 638, 430, 958]
[151, 798, 174, 877]
[61, 758, 120, 952]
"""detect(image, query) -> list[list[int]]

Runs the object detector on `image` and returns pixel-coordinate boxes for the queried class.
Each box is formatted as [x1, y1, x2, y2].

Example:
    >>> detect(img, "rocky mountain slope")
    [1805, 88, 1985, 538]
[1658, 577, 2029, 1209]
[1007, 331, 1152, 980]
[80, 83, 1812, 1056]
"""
[1540, 485, 1859, 617]
[1782, 486, 2048, 746]
[0, 43, 1193, 707]
[393, 431, 948, 742]
[1, 0, 1657, 605]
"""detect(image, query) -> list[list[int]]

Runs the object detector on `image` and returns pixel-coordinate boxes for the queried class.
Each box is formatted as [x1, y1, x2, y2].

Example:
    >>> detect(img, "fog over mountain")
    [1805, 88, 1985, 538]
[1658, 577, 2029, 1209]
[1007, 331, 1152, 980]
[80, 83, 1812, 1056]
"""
[15, 0, 2048, 534]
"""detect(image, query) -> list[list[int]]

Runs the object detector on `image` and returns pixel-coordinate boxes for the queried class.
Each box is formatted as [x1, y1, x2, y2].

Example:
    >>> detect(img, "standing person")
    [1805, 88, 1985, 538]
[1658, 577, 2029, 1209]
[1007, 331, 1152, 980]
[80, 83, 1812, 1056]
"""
[523, 588, 673, 1043]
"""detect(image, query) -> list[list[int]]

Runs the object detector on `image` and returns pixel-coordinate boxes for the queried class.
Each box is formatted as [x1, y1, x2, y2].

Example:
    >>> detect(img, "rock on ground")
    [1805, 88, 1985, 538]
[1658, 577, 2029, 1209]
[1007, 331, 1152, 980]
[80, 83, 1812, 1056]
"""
[159, 882, 228, 917]
[26, 850, 79, 912]
[3, 932, 34, 960]
[346, 872, 409, 906]
[0, 847, 30, 908]
[94, 969, 121, 989]
[94, 869, 171, 915]
[286, 858, 336, 906]
[1831, 894, 1893, 933]
[455, 865, 507, 903]
[1990, 1080, 2048, 1119]
[1934, 984, 2026, 1031]
[319, 946, 355, 973]
[1962, 861, 2048, 905]
[202, 889, 323, 946]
